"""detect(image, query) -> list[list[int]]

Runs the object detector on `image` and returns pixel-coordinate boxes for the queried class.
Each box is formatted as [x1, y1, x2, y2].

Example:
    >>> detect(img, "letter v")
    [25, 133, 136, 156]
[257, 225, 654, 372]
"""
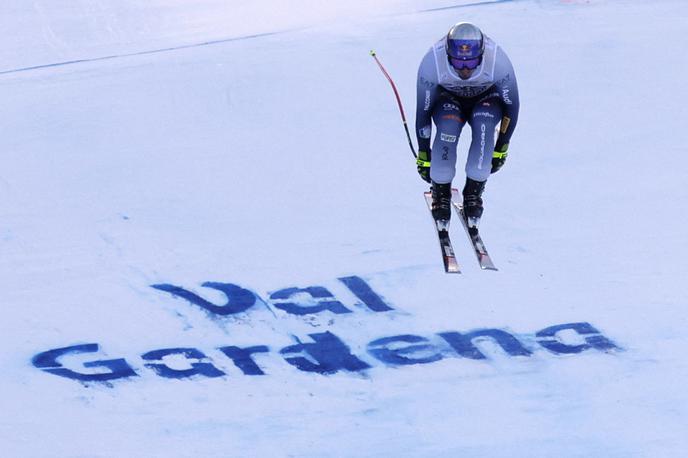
[151, 282, 258, 316]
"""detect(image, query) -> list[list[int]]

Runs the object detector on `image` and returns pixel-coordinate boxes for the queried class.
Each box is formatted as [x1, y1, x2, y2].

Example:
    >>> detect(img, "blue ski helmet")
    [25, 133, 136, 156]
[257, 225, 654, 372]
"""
[445, 22, 484, 70]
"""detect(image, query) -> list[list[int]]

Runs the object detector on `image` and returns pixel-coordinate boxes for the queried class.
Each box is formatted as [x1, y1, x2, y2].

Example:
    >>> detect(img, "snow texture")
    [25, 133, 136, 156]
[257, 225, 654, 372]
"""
[2, 0, 687, 457]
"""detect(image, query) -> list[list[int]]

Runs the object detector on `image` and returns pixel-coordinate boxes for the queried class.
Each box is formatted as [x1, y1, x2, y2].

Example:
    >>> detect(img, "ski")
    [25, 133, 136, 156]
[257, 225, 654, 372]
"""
[450, 190, 498, 271]
[424, 191, 461, 273]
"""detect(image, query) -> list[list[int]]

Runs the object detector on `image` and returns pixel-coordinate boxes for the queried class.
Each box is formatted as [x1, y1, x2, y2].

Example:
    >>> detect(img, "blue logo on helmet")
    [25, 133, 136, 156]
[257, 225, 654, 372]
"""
[447, 39, 483, 60]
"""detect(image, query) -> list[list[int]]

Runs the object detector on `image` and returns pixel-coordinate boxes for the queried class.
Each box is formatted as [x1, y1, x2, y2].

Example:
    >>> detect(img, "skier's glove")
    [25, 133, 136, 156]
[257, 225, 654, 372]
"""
[491, 143, 508, 174]
[416, 150, 431, 183]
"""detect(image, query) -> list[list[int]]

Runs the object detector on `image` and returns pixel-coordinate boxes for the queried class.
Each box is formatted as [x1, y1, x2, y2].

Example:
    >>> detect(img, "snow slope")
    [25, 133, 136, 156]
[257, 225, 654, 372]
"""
[2, 0, 688, 456]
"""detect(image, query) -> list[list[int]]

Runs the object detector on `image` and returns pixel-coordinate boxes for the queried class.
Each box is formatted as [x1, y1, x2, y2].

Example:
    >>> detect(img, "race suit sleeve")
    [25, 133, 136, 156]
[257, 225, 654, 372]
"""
[493, 47, 520, 151]
[415, 50, 440, 153]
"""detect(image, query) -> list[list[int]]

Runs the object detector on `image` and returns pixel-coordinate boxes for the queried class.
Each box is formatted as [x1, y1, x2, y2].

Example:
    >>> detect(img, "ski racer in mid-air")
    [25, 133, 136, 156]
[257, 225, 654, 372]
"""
[415, 22, 520, 230]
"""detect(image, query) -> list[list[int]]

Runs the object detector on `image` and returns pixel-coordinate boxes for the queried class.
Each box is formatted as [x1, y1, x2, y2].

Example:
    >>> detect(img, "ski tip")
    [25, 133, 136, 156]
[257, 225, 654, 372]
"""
[479, 260, 498, 271]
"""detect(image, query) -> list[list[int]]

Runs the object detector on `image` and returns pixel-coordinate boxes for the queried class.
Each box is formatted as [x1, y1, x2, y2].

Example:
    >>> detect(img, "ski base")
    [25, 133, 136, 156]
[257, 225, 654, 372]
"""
[424, 192, 461, 273]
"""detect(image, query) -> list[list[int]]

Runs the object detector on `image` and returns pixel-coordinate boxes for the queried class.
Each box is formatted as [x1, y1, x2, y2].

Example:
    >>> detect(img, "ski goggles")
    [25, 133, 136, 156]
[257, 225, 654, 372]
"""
[449, 56, 481, 70]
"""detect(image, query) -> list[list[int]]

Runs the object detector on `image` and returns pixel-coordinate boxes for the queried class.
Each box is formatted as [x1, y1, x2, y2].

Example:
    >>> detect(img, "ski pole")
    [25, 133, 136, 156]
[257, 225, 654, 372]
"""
[370, 50, 417, 159]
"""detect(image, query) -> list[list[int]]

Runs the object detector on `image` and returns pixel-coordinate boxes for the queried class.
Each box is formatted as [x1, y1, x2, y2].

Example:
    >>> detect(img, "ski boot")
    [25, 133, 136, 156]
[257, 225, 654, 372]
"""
[462, 177, 486, 235]
[431, 181, 452, 229]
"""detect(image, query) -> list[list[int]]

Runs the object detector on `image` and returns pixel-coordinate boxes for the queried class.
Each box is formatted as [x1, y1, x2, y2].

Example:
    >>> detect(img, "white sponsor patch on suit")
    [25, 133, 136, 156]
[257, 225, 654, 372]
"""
[440, 133, 457, 143]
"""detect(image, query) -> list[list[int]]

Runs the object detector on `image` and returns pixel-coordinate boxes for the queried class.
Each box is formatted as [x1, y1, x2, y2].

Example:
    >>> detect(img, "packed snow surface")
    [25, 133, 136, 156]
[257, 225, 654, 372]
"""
[2, 0, 687, 456]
